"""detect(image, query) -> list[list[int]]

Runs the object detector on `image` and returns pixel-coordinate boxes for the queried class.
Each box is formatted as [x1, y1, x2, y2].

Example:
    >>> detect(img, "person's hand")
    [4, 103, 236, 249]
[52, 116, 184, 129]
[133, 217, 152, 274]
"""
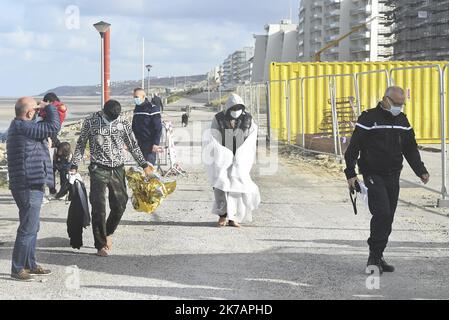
[152, 145, 163, 153]
[143, 165, 154, 177]
[39, 101, 50, 108]
[421, 173, 430, 185]
[347, 177, 359, 190]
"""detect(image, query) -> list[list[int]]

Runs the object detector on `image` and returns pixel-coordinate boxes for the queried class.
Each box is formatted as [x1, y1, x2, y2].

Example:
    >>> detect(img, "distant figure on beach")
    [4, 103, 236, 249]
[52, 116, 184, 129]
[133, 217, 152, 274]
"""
[132, 88, 163, 165]
[70, 99, 154, 257]
[6, 97, 61, 281]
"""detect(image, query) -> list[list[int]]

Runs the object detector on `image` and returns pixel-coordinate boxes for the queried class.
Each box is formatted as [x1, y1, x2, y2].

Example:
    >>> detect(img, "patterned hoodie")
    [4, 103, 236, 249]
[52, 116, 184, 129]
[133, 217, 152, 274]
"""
[71, 111, 150, 170]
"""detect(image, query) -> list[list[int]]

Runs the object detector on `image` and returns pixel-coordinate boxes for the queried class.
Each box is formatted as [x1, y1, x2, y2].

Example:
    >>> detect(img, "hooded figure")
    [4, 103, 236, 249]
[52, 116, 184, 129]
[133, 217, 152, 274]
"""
[203, 93, 260, 227]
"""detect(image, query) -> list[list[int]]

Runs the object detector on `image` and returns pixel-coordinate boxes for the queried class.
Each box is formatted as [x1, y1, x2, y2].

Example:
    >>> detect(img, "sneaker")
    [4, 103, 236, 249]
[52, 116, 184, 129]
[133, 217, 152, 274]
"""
[42, 197, 50, 204]
[380, 257, 395, 273]
[27, 265, 52, 276]
[11, 270, 36, 282]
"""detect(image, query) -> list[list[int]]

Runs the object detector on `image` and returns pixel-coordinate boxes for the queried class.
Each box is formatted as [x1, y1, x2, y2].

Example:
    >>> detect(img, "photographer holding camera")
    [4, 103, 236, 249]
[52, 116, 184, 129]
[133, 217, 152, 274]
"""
[344, 86, 429, 275]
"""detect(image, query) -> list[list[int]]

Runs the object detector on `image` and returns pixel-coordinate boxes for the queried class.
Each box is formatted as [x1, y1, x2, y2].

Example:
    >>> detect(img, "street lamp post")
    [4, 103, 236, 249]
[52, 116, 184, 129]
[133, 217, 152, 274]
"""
[218, 70, 222, 111]
[93, 21, 111, 108]
[146, 64, 152, 97]
[207, 74, 211, 105]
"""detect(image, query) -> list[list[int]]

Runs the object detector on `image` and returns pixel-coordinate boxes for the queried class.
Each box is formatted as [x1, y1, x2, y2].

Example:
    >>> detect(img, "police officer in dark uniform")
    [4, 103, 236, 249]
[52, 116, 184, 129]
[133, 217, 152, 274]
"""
[344, 86, 430, 274]
[132, 88, 163, 165]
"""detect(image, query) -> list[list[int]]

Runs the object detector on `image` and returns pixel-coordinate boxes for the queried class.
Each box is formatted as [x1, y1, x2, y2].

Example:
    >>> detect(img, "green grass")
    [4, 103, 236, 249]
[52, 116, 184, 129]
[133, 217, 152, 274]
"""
[167, 95, 182, 104]
[209, 95, 229, 109]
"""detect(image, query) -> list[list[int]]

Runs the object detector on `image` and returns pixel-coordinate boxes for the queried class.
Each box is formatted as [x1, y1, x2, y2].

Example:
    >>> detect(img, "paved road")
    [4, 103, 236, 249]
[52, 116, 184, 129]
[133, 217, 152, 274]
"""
[167, 92, 220, 109]
[0, 109, 449, 300]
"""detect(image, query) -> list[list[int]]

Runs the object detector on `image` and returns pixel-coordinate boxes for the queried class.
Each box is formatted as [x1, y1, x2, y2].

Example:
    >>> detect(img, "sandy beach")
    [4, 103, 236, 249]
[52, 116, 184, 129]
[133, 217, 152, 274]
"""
[0, 96, 135, 132]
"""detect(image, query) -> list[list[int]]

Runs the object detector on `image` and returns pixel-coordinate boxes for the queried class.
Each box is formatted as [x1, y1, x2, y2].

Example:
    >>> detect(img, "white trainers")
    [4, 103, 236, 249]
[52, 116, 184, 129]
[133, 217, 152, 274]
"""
[42, 197, 50, 204]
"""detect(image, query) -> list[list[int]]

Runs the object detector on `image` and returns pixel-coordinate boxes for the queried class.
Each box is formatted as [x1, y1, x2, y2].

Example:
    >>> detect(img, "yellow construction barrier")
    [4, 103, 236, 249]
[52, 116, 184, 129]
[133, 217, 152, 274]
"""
[269, 61, 449, 144]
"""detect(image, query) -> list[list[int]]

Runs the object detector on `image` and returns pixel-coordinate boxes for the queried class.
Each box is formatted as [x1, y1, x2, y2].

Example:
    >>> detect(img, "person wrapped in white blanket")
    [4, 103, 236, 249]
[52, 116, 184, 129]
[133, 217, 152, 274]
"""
[203, 94, 260, 228]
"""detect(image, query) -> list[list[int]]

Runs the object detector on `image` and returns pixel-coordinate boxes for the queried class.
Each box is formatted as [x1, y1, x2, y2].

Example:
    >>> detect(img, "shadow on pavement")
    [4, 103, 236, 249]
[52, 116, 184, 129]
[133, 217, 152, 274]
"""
[1, 217, 446, 232]
[1, 238, 448, 299]
[256, 239, 449, 250]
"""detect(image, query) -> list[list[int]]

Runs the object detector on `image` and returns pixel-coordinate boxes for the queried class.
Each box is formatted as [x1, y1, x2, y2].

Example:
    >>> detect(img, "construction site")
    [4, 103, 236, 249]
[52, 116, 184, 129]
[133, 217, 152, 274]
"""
[385, 0, 449, 61]
[1, 0, 449, 303]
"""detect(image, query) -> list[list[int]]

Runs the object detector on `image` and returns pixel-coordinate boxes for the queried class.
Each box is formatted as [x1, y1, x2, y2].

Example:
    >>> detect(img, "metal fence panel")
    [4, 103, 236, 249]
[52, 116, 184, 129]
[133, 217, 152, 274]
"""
[269, 61, 449, 144]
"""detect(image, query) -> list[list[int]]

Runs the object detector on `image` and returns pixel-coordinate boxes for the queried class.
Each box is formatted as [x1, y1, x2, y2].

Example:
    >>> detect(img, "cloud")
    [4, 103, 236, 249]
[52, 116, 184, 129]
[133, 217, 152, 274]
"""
[0, 0, 296, 96]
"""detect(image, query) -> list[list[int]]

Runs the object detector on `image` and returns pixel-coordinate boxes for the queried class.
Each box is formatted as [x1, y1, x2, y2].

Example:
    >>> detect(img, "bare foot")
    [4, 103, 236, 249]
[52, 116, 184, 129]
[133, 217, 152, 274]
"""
[106, 236, 113, 250]
[96, 248, 109, 257]
[228, 220, 241, 228]
[218, 216, 227, 227]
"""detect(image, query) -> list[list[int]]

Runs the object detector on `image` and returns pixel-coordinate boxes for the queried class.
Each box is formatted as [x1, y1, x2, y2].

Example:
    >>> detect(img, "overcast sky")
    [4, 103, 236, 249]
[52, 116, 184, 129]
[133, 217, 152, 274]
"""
[0, 0, 298, 96]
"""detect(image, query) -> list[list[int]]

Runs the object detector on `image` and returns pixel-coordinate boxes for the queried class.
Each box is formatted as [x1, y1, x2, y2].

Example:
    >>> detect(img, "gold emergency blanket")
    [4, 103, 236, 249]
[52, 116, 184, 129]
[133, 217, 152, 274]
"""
[125, 168, 176, 214]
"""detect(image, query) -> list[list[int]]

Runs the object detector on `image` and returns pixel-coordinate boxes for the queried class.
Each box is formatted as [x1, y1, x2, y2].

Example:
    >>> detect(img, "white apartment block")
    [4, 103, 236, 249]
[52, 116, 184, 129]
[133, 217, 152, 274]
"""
[298, 0, 394, 62]
[252, 19, 299, 83]
[221, 47, 254, 88]
[207, 66, 222, 86]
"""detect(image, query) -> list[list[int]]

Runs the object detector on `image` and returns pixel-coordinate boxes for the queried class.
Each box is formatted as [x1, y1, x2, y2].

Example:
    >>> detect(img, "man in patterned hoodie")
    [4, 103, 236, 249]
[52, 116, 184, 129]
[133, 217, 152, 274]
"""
[70, 100, 153, 257]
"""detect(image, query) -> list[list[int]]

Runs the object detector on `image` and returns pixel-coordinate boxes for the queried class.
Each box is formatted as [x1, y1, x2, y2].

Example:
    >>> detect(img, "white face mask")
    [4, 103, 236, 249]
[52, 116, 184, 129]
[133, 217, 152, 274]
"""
[230, 110, 243, 119]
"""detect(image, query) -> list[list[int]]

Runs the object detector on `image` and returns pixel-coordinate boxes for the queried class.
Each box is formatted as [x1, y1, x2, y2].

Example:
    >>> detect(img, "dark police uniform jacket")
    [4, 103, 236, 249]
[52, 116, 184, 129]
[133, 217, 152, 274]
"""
[132, 99, 162, 151]
[344, 103, 428, 180]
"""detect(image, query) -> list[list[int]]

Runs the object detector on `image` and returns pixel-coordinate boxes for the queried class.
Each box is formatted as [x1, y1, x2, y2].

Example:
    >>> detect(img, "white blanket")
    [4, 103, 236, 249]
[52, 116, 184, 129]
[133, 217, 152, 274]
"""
[203, 124, 261, 223]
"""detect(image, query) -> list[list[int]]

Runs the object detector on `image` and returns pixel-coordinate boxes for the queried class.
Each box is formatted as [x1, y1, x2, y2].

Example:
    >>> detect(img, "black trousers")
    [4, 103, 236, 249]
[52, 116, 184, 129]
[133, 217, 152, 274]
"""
[363, 173, 400, 258]
[89, 164, 129, 250]
[138, 142, 157, 166]
[55, 169, 70, 198]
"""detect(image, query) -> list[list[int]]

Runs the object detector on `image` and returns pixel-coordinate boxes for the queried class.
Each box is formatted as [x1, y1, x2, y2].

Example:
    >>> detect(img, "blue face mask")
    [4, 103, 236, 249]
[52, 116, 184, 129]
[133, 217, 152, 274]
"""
[134, 97, 143, 106]
[386, 97, 404, 117]
[389, 105, 403, 117]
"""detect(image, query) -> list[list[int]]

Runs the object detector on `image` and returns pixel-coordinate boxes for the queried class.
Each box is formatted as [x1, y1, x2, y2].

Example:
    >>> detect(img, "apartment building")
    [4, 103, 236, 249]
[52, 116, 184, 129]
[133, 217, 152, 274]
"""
[298, 0, 394, 62]
[252, 19, 299, 83]
[385, 0, 449, 61]
[221, 47, 254, 88]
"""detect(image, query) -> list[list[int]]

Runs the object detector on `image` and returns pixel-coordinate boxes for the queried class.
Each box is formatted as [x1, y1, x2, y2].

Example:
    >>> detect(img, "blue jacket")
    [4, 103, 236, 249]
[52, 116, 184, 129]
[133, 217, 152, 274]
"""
[132, 99, 162, 150]
[6, 105, 61, 191]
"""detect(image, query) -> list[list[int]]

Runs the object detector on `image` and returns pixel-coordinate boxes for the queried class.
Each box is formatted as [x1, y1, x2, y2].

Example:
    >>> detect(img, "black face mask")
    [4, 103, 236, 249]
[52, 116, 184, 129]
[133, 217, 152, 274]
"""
[104, 105, 121, 121]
